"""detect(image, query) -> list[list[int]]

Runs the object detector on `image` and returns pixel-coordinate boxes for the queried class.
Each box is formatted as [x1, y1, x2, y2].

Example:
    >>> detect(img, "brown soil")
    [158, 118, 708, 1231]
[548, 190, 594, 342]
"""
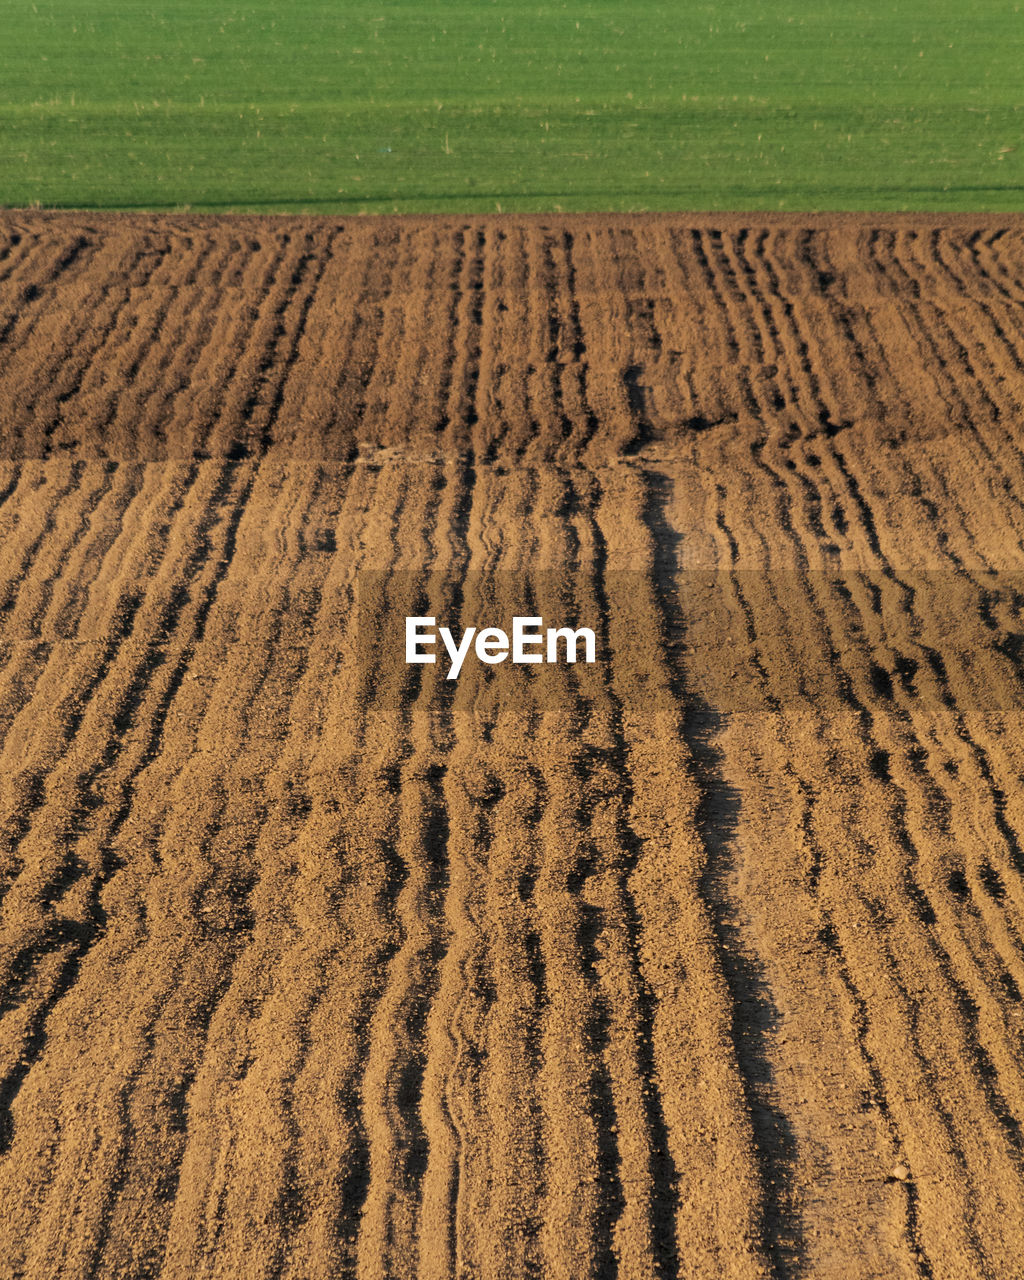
[1, 210, 1024, 1279]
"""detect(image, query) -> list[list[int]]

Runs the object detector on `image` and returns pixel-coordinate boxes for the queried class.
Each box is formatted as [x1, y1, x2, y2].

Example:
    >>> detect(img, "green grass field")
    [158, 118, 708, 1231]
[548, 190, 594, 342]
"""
[2, 1, 1022, 213]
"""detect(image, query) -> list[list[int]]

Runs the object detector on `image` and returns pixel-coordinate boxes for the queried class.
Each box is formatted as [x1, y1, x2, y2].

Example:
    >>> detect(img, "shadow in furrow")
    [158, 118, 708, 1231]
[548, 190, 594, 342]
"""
[587, 477, 681, 1280]
[641, 468, 805, 1278]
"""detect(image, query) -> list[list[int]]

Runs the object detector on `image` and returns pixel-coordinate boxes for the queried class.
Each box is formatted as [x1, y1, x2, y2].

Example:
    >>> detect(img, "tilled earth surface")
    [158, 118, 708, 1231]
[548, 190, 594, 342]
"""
[1, 211, 1024, 1279]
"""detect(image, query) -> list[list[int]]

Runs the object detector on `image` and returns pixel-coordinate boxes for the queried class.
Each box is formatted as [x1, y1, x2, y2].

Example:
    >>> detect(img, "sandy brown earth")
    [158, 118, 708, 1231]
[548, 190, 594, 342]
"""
[1, 210, 1024, 1279]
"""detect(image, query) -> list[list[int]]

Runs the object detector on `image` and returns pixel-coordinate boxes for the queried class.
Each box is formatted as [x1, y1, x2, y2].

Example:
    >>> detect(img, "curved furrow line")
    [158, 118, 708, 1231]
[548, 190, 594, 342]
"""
[515, 227, 568, 469]
[156, 233, 294, 459]
[0, 476, 158, 901]
[247, 227, 342, 459]
[800, 231, 934, 461]
[343, 466, 419, 736]
[582, 470, 684, 1280]
[7, 224, 100, 291]
[203, 230, 330, 459]
[683, 437, 999, 1273]
[896, 687, 1024, 988]
[698, 230, 774, 397]
[349, 224, 455, 467]
[532, 723, 624, 1280]
[0, 465, 163, 812]
[880, 707, 1024, 1091]
[479, 721, 547, 1279]
[569, 227, 636, 465]
[116, 476, 356, 1280]
[0, 463, 23, 528]
[750, 436, 1024, 1268]
[637, 230, 706, 439]
[38, 464, 149, 641]
[7, 460, 335, 1279]
[583, 458, 773, 1270]
[0, 460, 201, 821]
[727, 294, 1024, 985]
[258, 836, 382, 1280]
[0, 461, 240, 1012]
[420, 224, 470, 455]
[962, 227, 1024, 304]
[415, 461, 512, 1280]
[94, 232, 244, 460]
[677, 422, 1003, 1270]
[355, 707, 452, 1280]
[498, 225, 540, 464]
[608, 462, 772, 1279]
[865, 231, 1024, 483]
[798, 758, 984, 1278]
[657, 229, 750, 434]
[262, 225, 382, 462]
[825, 433, 1024, 911]
[752, 227, 862, 436]
[0, 227, 111, 392]
[414, 463, 547, 1269]
[508, 226, 555, 465]
[270, 820, 400, 1280]
[723, 229, 875, 465]
[19, 236, 200, 459]
[902, 230, 1024, 483]
[0, 460, 93, 633]
[628, 228, 699, 438]
[540, 227, 581, 463]
[151, 230, 287, 458]
[0, 224, 38, 286]
[854, 703, 1024, 1175]
[0, 463, 120, 643]
[607, 224, 679, 459]
[417, 730, 495, 1280]
[0, 463, 193, 760]
[327, 226, 403, 454]
[0, 643, 51, 770]
[449, 225, 486, 459]
[51, 237, 219, 460]
[829, 520, 1024, 978]
[435, 227, 489, 465]
[0, 464, 254, 1127]
[676, 471, 812, 1277]
[490, 768, 551, 1264]
[157, 464, 394, 1280]
[766, 415, 1024, 1071]
[90, 492, 318, 1274]
[447, 469, 549, 1278]
[856, 228, 982, 441]
[354, 227, 430, 454]
[552, 230, 601, 465]
[798, 230, 1024, 567]
[476, 226, 522, 465]
[353, 459, 469, 1280]
[416, 223, 484, 460]
[795, 234, 1024, 734]
[257, 225, 362, 460]
[864, 521, 1024, 929]
[721, 229, 818, 429]
[735, 708, 934, 1279]
[378, 226, 464, 458]
[936, 230, 1024, 373]
[693, 228, 823, 445]
[513, 468, 625, 1280]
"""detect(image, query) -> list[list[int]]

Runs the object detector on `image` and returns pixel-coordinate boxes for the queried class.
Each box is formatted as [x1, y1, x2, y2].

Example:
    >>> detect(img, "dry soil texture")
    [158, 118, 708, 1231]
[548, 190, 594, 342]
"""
[1, 211, 1024, 1280]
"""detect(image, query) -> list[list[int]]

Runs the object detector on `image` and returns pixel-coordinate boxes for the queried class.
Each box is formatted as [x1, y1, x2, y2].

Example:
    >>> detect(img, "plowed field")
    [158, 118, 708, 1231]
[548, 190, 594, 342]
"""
[1, 211, 1024, 1279]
